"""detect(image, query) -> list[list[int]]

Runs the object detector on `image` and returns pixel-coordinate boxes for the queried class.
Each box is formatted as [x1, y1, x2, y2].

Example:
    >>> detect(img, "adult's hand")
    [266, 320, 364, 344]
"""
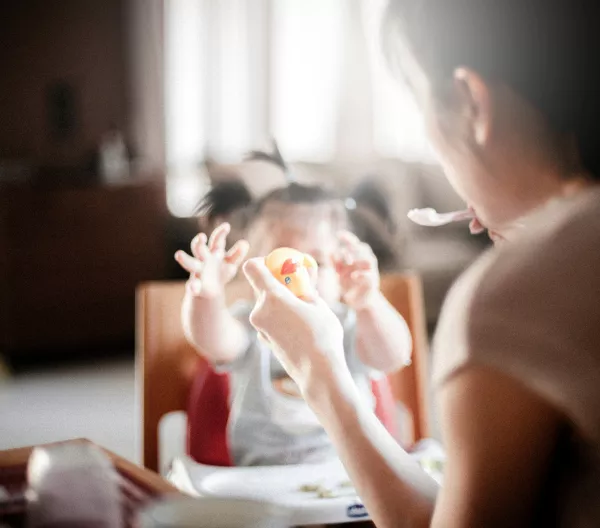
[242, 257, 348, 398]
[245, 258, 437, 528]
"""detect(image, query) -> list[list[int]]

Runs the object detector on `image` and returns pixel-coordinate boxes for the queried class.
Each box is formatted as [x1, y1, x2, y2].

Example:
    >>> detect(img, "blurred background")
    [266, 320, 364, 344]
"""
[0, 0, 488, 460]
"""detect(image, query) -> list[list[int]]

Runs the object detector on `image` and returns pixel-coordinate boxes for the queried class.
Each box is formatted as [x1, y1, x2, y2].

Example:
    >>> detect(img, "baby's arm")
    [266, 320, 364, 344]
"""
[176, 223, 250, 365]
[336, 231, 411, 372]
[355, 292, 412, 372]
[182, 292, 249, 365]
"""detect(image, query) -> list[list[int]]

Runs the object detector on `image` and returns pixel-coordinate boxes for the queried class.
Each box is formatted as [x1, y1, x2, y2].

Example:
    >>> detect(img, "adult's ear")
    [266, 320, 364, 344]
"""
[454, 67, 494, 147]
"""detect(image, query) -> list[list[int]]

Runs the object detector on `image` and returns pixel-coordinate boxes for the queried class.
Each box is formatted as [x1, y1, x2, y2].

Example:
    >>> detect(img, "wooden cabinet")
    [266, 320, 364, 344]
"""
[0, 181, 168, 359]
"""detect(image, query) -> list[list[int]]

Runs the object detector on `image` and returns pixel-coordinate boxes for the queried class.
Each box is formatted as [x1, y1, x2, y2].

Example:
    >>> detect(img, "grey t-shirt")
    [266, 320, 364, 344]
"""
[216, 301, 376, 467]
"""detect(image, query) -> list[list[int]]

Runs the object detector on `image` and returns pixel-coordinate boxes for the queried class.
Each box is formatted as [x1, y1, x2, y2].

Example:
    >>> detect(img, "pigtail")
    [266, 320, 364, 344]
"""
[195, 179, 253, 222]
[244, 139, 348, 233]
[245, 138, 295, 183]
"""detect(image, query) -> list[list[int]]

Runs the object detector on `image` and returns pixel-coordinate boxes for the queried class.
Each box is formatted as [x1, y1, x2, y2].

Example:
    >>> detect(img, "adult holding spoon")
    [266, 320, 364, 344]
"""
[244, 0, 600, 527]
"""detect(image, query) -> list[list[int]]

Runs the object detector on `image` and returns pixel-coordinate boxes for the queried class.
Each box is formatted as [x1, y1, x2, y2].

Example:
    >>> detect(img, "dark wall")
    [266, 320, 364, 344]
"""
[0, 0, 128, 167]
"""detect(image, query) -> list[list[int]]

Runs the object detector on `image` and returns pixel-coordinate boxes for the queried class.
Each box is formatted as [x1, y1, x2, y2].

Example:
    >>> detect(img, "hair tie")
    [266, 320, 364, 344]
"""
[345, 197, 357, 210]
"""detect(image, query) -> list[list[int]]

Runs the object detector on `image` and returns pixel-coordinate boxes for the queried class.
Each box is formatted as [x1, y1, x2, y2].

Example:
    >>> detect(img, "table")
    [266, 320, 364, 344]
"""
[0, 439, 374, 527]
[0, 438, 180, 527]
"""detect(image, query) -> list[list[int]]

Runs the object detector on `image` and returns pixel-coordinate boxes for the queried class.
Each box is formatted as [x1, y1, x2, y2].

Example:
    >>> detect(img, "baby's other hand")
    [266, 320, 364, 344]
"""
[175, 222, 250, 299]
[334, 231, 380, 310]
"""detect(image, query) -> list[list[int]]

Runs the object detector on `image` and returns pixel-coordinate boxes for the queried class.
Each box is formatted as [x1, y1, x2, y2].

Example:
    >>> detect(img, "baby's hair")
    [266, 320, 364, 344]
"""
[195, 179, 253, 224]
[246, 139, 291, 181]
[254, 182, 340, 215]
[244, 141, 345, 228]
[194, 142, 399, 271]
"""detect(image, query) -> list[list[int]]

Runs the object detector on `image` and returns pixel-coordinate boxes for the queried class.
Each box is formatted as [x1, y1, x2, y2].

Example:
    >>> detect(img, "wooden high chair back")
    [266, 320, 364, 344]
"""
[380, 274, 430, 443]
[137, 273, 429, 472]
[136, 281, 197, 473]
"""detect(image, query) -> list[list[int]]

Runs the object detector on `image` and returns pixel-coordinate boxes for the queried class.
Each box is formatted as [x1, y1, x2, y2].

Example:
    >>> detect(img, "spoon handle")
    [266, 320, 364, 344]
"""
[446, 209, 474, 222]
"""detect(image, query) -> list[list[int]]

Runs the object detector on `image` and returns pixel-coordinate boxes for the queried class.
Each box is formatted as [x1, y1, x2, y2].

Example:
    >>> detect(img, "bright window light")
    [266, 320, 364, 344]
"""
[166, 168, 210, 219]
[164, 0, 207, 217]
[363, 0, 436, 161]
[211, 0, 251, 160]
[271, 0, 345, 161]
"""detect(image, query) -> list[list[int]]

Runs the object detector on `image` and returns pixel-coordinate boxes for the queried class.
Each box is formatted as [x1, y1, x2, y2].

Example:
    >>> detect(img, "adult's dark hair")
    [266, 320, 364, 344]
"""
[382, 0, 600, 178]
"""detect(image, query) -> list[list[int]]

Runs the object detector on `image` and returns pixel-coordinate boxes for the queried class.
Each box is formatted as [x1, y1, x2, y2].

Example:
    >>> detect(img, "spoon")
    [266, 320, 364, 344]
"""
[407, 208, 474, 227]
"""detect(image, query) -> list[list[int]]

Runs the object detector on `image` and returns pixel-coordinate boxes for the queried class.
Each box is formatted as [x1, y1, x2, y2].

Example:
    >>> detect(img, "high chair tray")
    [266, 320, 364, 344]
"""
[168, 455, 370, 525]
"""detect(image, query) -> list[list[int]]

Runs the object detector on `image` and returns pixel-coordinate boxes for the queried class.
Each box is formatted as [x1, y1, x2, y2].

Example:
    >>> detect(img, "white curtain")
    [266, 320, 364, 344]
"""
[334, 0, 374, 161]
[271, 0, 345, 161]
[363, 0, 435, 161]
[163, 0, 272, 216]
[164, 0, 208, 216]
[160, 0, 434, 216]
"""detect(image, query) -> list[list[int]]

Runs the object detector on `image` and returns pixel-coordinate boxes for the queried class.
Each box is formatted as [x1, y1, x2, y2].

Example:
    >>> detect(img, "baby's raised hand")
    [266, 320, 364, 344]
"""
[175, 223, 249, 299]
[334, 231, 380, 310]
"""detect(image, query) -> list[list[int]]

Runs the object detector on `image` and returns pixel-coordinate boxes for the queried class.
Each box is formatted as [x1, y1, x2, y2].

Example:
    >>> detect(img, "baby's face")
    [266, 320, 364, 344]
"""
[248, 205, 341, 306]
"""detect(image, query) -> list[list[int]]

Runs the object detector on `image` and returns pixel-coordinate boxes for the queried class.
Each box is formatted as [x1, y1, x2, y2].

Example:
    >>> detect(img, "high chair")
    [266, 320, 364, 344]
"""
[137, 274, 429, 473]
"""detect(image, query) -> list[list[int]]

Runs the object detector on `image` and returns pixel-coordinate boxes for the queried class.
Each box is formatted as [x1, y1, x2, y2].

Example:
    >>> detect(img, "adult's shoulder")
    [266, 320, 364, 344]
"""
[434, 189, 600, 433]
[470, 188, 600, 317]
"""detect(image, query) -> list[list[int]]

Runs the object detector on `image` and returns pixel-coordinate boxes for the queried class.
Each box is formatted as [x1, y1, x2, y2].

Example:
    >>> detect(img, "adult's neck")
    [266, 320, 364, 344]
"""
[492, 171, 595, 244]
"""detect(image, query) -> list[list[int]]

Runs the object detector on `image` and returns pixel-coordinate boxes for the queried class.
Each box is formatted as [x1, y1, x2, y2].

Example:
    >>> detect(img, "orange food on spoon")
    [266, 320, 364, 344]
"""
[265, 247, 318, 299]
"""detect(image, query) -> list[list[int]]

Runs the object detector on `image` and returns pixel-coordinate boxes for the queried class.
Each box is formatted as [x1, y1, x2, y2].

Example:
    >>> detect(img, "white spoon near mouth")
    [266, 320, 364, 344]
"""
[407, 207, 474, 227]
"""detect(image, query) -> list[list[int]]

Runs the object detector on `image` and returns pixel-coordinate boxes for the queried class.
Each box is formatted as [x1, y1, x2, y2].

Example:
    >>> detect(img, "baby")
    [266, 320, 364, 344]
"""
[175, 157, 411, 467]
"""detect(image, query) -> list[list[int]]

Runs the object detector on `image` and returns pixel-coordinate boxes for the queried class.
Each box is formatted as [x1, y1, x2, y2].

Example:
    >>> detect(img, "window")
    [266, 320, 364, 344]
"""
[270, 0, 345, 161]
[162, 0, 435, 217]
[164, 0, 207, 217]
[363, 0, 436, 161]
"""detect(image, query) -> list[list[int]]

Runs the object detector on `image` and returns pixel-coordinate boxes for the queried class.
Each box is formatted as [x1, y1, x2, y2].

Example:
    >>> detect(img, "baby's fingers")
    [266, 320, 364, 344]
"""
[335, 246, 355, 267]
[208, 222, 231, 253]
[335, 257, 371, 276]
[338, 230, 362, 248]
[191, 233, 210, 261]
[350, 270, 372, 283]
[225, 239, 250, 268]
[174, 250, 203, 275]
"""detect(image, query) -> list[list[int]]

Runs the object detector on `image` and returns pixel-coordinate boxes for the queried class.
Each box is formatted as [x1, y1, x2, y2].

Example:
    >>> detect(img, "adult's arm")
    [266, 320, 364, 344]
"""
[304, 362, 561, 528]
[243, 258, 563, 528]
